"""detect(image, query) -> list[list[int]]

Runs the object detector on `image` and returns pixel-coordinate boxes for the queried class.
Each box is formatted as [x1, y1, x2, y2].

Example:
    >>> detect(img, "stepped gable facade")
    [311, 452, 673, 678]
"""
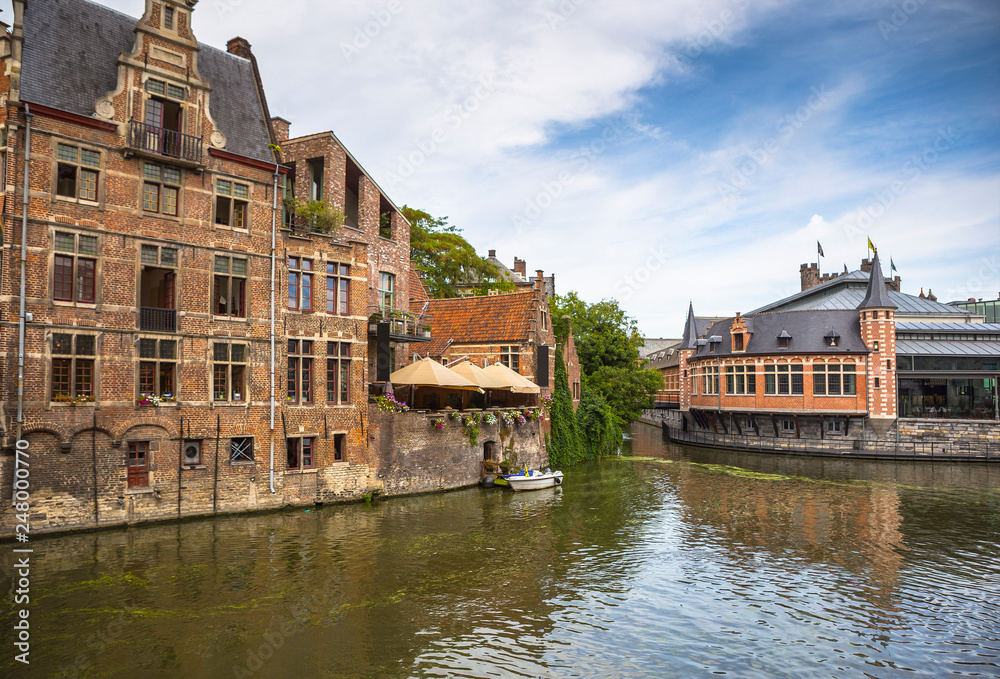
[0, 0, 400, 535]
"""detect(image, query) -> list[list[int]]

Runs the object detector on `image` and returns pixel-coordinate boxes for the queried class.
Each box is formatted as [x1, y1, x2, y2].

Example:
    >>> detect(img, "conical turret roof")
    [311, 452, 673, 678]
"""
[857, 251, 896, 310]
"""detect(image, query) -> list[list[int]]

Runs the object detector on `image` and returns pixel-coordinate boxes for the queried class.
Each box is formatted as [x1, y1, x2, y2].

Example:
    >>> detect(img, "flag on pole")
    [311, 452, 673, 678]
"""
[867, 237, 876, 254]
[817, 241, 824, 257]
[890, 258, 897, 273]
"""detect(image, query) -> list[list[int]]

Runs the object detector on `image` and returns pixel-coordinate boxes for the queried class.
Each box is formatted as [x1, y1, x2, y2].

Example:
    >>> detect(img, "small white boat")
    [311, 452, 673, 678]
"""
[503, 469, 564, 491]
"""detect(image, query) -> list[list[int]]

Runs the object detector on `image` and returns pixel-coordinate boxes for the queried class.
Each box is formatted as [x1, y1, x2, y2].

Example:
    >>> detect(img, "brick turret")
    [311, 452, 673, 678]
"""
[858, 252, 897, 435]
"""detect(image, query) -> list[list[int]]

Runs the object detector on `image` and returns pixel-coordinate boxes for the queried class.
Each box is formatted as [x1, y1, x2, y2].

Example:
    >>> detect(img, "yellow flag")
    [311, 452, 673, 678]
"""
[867, 237, 876, 253]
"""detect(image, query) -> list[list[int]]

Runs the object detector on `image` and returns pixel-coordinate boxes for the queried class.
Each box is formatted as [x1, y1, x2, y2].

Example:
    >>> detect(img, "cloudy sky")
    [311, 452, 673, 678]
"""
[28, 0, 1000, 335]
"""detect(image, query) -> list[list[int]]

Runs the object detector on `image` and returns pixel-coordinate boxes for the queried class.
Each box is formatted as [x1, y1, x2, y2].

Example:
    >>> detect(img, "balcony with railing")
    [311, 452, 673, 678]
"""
[140, 307, 177, 333]
[368, 307, 432, 343]
[128, 121, 204, 166]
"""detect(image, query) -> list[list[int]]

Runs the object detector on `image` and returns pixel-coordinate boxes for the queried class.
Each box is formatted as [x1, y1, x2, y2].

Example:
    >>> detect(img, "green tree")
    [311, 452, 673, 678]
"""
[575, 387, 620, 458]
[551, 292, 642, 373]
[551, 291, 662, 431]
[586, 365, 663, 429]
[404, 206, 514, 298]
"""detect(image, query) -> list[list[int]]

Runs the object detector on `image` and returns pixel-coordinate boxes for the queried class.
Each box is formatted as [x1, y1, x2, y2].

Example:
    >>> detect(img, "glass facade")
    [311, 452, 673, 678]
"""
[899, 377, 998, 419]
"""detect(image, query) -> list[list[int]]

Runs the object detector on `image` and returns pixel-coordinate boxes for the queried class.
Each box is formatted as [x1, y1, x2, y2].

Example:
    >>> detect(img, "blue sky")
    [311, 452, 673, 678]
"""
[18, 0, 999, 335]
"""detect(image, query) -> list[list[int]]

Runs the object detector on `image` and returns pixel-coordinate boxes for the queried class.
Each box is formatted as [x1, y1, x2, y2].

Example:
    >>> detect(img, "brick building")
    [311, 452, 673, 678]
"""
[670, 253, 999, 445]
[0, 0, 405, 535]
[423, 286, 556, 403]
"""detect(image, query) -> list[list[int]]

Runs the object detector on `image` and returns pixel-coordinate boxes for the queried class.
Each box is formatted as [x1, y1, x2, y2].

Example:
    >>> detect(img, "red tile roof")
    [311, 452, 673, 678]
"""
[409, 267, 431, 307]
[425, 292, 538, 355]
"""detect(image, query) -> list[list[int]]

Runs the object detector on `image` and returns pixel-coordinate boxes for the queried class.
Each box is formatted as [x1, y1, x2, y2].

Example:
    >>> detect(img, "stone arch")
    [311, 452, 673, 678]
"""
[115, 417, 176, 440]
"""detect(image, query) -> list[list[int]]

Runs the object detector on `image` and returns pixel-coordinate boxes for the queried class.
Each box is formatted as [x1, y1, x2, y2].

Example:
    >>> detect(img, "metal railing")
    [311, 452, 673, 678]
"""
[662, 424, 996, 461]
[368, 307, 432, 339]
[128, 121, 203, 163]
[140, 307, 176, 333]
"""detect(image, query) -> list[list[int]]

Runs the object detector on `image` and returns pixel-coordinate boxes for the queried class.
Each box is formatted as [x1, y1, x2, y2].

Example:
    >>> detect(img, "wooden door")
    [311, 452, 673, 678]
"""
[127, 442, 149, 488]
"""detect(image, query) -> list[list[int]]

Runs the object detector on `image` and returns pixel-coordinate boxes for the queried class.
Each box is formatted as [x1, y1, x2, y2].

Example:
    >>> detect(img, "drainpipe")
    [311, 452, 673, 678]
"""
[15, 104, 32, 444]
[269, 164, 279, 494]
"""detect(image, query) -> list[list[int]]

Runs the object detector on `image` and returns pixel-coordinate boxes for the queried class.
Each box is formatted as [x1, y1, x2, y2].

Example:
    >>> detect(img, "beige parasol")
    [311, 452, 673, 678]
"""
[389, 357, 483, 392]
[449, 360, 512, 390]
[482, 362, 540, 394]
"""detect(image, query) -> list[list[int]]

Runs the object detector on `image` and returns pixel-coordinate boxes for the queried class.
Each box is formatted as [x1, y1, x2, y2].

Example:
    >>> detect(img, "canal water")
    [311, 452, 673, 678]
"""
[3, 422, 1000, 678]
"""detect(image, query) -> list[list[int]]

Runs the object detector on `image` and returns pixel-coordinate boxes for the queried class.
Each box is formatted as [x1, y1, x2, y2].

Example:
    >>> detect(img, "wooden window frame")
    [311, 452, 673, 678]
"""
[137, 338, 177, 403]
[288, 257, 314, 311]
[326, 262, 350, 315]
[287, 339, 313, 404]
[213, 342, 248, 403]
[213, 255, 248, 319]
[53, 231, 98, 304]
[142, 162, 181, 216]
[286, 436, 315, 471]
[230, 436, 254, 463]
[51, 333, 97, 404]
[214, 178, 250, 230]
[54, 142, 101, 204]
[326, 341, 351, 404]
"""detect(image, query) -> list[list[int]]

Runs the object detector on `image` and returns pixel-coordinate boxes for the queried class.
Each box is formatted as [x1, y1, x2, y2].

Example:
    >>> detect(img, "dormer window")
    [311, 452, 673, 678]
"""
[733, 334, 744, 351]
[825, 331, 840, 347]
[777, 330, 791, 349]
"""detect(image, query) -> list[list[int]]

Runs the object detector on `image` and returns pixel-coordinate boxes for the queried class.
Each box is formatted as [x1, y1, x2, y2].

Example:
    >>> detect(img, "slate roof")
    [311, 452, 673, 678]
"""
[640, 338, 681, 360]
[896, 340, 1000, 357]
[680, 303, 697, 349]
[689, 309, 866, 360]
[858, 252, 895, 309]
[896, 321, 1000, 334]
[425, 292, 538, 356]
[22, 0, 274, 163]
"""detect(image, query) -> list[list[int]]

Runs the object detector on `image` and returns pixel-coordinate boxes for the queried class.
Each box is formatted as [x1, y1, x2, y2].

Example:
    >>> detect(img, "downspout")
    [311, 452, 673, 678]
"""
[15, 103, 31, 443]
[270, 164, 279, 493]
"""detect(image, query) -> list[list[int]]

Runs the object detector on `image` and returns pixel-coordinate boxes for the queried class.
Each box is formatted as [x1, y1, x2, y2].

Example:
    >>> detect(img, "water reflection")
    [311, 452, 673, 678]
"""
[1, 423, 998, 678]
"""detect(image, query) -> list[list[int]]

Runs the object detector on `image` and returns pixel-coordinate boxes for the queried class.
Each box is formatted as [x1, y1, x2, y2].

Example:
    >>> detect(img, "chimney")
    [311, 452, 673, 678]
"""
[271, 116, 291, 143]
[535, 270, 544, 291]
[488, 249, 496, 258]
[860, 258, 873, 274]
[227, 36, 253, 59]
[513, 258, 526, 278]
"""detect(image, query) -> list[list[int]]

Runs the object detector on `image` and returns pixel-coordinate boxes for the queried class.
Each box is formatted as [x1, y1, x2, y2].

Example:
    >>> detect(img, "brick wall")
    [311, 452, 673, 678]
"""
[369, 408, 548, 496]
